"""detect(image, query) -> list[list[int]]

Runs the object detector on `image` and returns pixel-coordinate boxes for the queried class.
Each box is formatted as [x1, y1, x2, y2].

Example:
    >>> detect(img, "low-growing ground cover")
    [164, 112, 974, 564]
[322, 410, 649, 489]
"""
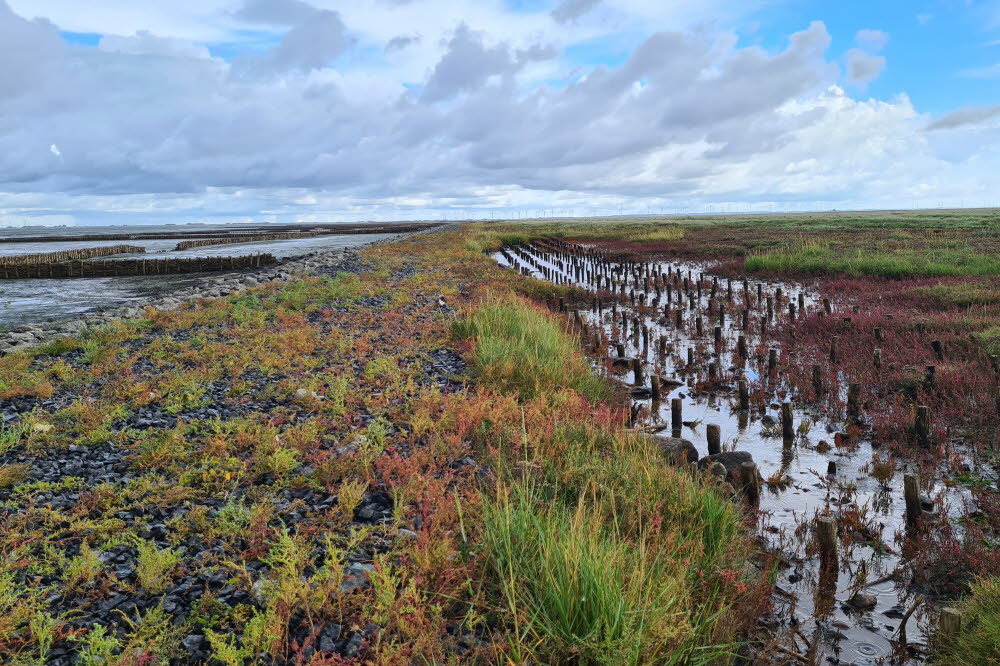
[0, 229, 766, 664]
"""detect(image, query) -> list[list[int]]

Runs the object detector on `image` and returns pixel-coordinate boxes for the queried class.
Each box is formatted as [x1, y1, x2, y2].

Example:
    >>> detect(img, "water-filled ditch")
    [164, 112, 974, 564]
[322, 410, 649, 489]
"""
[496, 239, 968, 664]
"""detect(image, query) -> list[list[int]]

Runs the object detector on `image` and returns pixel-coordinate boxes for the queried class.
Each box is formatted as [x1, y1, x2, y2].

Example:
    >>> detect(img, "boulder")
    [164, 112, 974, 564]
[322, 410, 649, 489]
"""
[698, 451, 754, 483]
[649, 435, 698, 464]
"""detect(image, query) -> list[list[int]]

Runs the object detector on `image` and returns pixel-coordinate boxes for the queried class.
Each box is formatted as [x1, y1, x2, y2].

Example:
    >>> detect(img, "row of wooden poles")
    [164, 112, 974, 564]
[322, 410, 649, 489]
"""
[174, 231, 328, 251]
[513, 238, 944, 523]
[0, 254, 276, 279]
[502, 239, 941, 449]
[0, 245, 145, 266]
[503, 238, 968, 641]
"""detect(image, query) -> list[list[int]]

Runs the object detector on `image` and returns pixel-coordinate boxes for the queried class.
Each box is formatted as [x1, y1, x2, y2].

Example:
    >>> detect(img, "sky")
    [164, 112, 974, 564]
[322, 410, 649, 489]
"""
[0, 0, 999, 226]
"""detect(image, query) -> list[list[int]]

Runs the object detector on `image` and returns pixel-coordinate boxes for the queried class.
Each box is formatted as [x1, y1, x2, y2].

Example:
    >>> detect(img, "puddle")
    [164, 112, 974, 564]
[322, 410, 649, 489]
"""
[495, 240, 968, 664]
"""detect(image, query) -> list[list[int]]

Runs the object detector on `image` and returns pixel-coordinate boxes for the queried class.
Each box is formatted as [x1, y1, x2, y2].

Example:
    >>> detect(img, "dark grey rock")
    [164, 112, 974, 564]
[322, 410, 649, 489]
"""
[650, 435, 698, 464]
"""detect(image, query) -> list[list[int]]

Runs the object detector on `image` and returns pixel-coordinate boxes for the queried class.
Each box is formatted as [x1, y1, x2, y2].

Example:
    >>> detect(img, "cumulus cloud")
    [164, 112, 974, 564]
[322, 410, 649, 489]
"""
[928, 104, 1000, 130]
[421, 24, 553, 102]
[0, 0, 997, 222]
[845, 48, 885, 86]
[385, 34, 420, 52]
[234, 0, 350, 72]
[235, 0, 318, 25]
[855, 28, 888, 51]
[551, 0, 602, 24]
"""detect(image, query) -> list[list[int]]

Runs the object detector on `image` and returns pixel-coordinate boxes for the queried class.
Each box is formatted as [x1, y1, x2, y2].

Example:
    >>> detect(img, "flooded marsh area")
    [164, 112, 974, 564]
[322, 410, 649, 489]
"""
[495, 234, 1000, 664]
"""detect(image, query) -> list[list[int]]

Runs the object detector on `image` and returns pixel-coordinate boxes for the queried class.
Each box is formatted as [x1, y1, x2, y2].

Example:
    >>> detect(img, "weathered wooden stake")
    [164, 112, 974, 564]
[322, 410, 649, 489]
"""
[812, 364, 823, 396]
[632, 358, 644, 386]
[847, 383, 861, 419]
[781, 402, 794, 443]
[938, 608, 962, 640]
[915, 406, 931, 447]
[738, 379, 749, 410]
[817, 516, 838, 569]
[707, 424, 721, 455]
[904, 472, 921, 528]
[651, 375, 661, 402]
[671, 398, 683, 434]
[741, 461, 760, 506]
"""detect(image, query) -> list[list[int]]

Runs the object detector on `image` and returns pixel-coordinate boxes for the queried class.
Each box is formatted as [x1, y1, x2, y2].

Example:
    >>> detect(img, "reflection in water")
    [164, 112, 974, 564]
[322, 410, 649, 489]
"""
[496, 242, 958, 664]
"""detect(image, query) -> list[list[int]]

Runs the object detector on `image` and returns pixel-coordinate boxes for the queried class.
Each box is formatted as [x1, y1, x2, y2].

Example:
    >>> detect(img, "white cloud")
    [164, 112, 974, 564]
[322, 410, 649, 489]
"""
[845, 48, 886, 87]
[928, 104, 1000, 130]
[0, 0, 997, 224]
[960, 61, 1000, 78]
[552, 0, 603, 24]
[855, 28, 888, 51]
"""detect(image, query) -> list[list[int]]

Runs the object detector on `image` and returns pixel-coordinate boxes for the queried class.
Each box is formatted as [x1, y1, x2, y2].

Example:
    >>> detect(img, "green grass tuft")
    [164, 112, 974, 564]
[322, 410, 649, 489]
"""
[452, 294, 614, 404]
[936, 577, 1000, 665]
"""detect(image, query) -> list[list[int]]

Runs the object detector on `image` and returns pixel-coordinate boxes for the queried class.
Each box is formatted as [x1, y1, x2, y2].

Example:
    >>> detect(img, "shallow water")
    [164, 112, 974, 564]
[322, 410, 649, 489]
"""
[496, 243, 965, 664]
[0, 231, 398, 326]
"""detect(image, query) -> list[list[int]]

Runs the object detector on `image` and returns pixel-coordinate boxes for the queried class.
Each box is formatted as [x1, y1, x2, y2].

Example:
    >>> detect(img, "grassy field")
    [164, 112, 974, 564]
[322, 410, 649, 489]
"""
[0, 227, 766, 664]
[2, 211, 999, 664]
[482, 209, 1000, 278]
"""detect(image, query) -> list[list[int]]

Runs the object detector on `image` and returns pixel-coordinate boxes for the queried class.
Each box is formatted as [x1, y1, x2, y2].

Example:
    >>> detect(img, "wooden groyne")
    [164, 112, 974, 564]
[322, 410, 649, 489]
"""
[0, 245, 145, 266]
[0, 222, 443, 244]
[174, 232, 325, 251]
[0, 254, 276, 279]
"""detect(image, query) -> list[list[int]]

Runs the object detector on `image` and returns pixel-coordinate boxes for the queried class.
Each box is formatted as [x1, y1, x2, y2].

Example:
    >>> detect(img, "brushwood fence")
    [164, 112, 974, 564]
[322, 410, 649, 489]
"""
[174, 232, 325, 251]
[0, 254, 276, 279]
[0, 245, 145, 266]
[0, 222, 442, 244]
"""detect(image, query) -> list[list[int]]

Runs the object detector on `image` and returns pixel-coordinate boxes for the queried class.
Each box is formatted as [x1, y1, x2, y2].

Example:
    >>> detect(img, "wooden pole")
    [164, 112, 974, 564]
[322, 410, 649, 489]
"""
[741, 461, 760, 507]
[847, 383, 861, 419]
[938, 608, 962, 640]
[904, 472, 921, 528]
[671, 398, 682, 435]
[915, 406, 931, 447]
[738, 379, 749, 410]
[781, 402, 794, 443]
[707, 424, 721, 456]
[817, 516, 838, 569]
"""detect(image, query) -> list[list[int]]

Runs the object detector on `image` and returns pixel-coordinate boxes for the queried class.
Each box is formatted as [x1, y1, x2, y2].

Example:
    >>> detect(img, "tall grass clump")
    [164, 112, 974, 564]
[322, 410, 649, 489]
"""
[935, 577, 1000, 665]
[454, 287, 765, 663]
[484, 482, 734, 666]
[452, 294, 613, 403]
[481, 433, 757, 665]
